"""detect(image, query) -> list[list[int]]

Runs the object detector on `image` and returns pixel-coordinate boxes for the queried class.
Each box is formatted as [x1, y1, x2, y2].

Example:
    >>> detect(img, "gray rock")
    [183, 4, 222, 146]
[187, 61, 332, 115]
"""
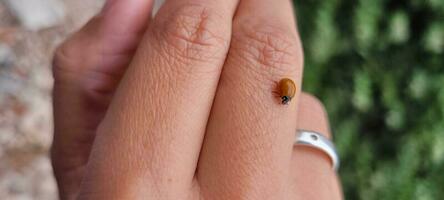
[153, 0, 165, 14]
[0, 43, 14, 68]
[4, 0, 66, 31]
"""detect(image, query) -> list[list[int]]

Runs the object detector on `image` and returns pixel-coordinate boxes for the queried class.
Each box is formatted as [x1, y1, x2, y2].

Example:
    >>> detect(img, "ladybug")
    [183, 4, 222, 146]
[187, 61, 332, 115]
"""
[278, 78, 296, 105]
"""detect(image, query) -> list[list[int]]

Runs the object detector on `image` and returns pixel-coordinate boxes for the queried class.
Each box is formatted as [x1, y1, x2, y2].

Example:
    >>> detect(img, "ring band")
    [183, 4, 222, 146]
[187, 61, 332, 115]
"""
[295, 130, 340, 171]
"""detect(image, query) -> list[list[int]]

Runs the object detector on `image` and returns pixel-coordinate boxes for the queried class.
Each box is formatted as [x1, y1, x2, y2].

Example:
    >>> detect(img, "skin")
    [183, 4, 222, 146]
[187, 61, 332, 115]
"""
[51, 0, 343, 199]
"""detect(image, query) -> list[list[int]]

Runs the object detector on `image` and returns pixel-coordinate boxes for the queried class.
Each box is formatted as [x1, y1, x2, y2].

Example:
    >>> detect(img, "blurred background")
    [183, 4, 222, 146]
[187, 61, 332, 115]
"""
[0, 0, 443, 199]
[295, 0, 444, 199]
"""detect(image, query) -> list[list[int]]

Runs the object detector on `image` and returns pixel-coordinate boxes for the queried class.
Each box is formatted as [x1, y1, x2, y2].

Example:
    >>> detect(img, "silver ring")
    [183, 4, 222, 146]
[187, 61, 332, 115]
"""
[295, 130, 340, 171]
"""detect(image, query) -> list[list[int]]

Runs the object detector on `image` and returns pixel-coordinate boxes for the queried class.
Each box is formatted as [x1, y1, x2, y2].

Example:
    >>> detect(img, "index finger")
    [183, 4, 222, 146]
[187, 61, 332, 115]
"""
[78, 0, 239, 198]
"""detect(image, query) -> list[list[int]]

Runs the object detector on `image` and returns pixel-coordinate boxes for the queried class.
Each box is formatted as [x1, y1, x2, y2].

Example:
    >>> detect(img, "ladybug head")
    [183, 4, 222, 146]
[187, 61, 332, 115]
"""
[281, 96, 291, 105]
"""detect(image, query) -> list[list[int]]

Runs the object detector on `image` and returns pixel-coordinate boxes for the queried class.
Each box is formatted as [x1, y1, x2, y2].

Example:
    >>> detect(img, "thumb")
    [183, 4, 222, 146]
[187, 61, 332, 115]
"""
[54, 0, 154, 85]
[51, 0, 154, 198]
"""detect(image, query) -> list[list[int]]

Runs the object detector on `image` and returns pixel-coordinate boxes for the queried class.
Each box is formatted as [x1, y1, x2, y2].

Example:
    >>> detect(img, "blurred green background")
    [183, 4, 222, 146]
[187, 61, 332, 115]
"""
[294, 0, 444, 199]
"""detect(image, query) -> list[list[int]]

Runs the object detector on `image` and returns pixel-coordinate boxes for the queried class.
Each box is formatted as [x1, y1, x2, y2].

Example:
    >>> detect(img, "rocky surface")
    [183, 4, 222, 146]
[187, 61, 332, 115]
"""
[4, 0, 66, 31]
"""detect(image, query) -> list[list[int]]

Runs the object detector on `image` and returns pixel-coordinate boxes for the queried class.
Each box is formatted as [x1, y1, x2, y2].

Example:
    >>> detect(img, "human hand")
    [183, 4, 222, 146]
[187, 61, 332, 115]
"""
[51, 0, 342, 199]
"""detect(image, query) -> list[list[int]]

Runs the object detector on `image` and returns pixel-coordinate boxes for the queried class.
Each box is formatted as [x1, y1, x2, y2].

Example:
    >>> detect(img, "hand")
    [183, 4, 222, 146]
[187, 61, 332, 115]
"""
[51, 0, 342, 199]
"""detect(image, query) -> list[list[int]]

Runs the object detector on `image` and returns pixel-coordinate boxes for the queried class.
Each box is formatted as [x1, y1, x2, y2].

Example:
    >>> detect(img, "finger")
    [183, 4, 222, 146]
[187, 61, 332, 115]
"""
[197, 0, 303, 198]
[54, 0, 154, 90]
[51, 0, 154, 198]
[52, 0, 154, 155]
[79, 0, 239, 198]
[291, 93, 343, 199]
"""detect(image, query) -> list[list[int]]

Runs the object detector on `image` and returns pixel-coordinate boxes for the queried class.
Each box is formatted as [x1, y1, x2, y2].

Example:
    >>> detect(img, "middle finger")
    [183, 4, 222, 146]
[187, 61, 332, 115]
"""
[198, 0, 304, 199]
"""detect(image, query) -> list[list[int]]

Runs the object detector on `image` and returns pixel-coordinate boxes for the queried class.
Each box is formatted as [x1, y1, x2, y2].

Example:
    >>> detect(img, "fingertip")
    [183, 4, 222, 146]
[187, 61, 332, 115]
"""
[101, 0, 155, 34]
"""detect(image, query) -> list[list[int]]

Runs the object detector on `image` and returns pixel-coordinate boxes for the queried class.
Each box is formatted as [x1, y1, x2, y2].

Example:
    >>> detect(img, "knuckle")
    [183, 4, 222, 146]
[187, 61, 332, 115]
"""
[52, 41, 78, 78]
[232, 23, 303, 75]
[52, 16, 102, 79]
[299, 93, 332, 138]
[301, 93, 327, 114]
[52, 36, 97, 83]
[152, 4, 230, 62]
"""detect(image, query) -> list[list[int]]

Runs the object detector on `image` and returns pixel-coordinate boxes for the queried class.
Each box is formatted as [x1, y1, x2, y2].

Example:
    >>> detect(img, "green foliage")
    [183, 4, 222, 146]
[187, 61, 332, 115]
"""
[294, 0, 444, 199]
